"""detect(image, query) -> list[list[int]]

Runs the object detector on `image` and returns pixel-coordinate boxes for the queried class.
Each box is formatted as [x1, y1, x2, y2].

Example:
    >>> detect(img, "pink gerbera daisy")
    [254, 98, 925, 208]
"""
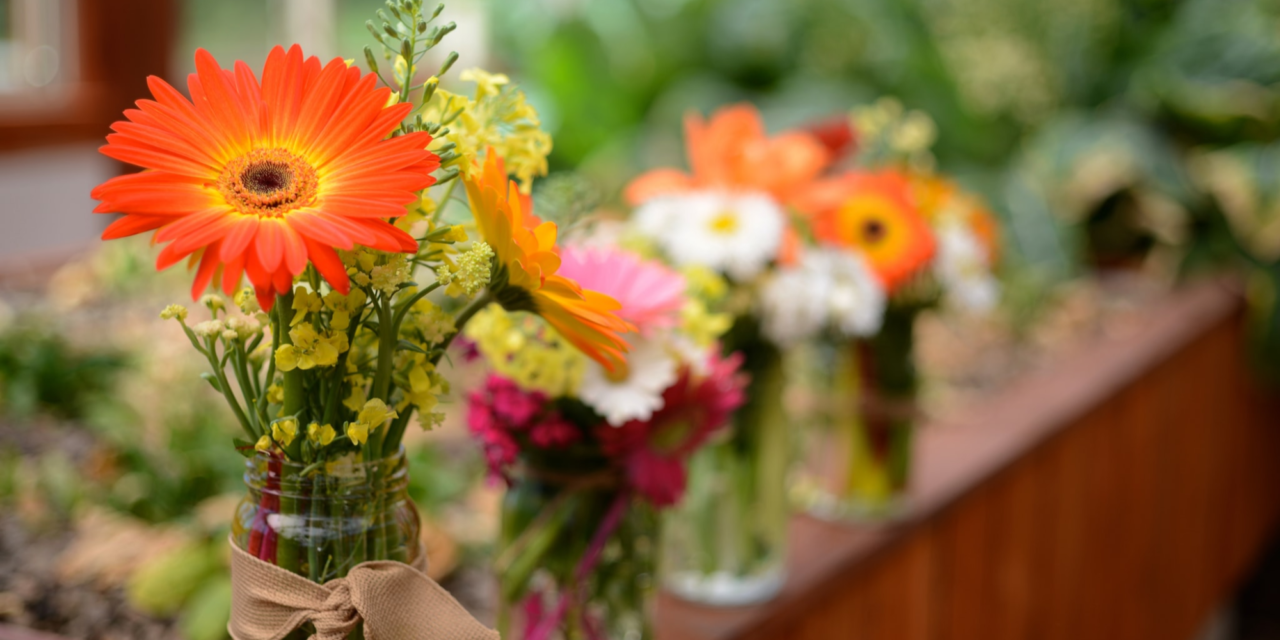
[557, 246, 686, 335]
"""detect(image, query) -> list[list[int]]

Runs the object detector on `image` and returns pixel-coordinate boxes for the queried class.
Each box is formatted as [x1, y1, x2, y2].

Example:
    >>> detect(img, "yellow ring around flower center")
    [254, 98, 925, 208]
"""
[218, 148, 318, 217]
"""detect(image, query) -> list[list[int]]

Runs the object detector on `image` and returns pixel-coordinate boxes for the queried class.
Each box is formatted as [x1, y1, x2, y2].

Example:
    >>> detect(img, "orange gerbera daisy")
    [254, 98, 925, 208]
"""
[464, 153, 634, 372]
[794, 170, 937, 292]
[624, 103, 830, 206]
[91, 46, 434, 310]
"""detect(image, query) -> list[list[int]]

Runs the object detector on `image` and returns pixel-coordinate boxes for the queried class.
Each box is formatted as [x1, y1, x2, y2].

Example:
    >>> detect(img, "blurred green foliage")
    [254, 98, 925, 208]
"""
[0, 321, 127, 420]
[486, 0, 1280, 372]
[486, 0, 1280, 266]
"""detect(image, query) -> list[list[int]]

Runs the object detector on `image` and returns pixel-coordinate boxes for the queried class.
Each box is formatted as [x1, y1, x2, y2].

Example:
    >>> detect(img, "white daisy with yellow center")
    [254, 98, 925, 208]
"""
[633, 191, 785, 281]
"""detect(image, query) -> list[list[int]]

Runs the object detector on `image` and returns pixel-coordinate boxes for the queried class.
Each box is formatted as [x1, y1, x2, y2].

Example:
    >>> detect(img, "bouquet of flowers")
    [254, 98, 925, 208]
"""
[622, 100, 1002, 598]
[622, 104, 843, 604]
[783, 98, 1002, 519]
[464, 244, 746, 639]
[88, 3, 631, 638]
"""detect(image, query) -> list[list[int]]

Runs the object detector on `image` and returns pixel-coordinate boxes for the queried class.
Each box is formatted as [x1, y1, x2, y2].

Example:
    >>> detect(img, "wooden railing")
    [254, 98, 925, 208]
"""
[657, 278, 1280, 640]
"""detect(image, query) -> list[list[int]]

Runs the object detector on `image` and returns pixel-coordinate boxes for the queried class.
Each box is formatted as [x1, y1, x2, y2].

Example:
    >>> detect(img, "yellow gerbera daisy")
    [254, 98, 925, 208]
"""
[464, 152, 633, 372]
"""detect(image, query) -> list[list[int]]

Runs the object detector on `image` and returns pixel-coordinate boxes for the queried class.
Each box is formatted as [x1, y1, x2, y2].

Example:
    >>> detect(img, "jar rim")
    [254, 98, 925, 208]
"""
[246, 446, 409, 471]
[242, 446, 410, 497]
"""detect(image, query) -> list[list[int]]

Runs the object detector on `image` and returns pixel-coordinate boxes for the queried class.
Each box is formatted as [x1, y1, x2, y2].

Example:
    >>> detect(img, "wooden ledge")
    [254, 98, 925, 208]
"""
[657, 277, 1280, 640]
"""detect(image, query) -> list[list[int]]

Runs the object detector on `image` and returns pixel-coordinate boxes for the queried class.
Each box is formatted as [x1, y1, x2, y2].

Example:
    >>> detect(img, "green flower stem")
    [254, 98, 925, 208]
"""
[390, 282, 441, 329]
[429, 179, 457, 226]
[231, 343, 260, 433]
[500, 493, 575, 604]
[380, 410, 414, 459]
[308, 476, 327, 583]
[322, 309, 365, 427]
[275, 290, 306, 575]
[203, 337, 257, 439]
[277, 290, 307, 429]
[256, 307, 281, 426]
[370, 295, 396, 412]
[429, 291, 491, 367]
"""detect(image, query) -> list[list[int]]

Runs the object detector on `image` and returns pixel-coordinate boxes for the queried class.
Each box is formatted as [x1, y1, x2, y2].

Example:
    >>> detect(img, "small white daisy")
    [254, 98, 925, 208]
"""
[760, 268, 828, 346]
[633, 190, 785, 281]
[578, 336, 679, 427]
[820, 249, 886, 337]
[935, 217, 999, 313]
[760, 248, 886, 345]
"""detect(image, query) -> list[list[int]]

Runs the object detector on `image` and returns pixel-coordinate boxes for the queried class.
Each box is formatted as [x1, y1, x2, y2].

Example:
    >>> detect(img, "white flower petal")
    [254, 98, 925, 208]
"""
[578, 337, 680, 426]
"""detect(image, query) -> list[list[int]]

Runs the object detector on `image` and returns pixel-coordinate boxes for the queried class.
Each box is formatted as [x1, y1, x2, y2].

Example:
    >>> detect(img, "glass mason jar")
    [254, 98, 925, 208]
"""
[496, 448, 657, 640]
[792, 304, 920, 521]
[660, 317, 788, 606]
[231, 448, 422, 583]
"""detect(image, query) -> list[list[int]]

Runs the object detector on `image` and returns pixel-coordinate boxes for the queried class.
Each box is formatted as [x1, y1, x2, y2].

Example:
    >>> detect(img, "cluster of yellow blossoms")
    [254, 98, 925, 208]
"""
[422, 68, 552, 192]
[464, 304, 586, 397]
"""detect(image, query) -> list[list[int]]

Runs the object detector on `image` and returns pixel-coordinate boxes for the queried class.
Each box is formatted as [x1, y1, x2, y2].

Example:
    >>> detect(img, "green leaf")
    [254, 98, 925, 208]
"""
[397, 339, 428, 355]
[180, 575, 233, 640]
[200, 372, 222, 393]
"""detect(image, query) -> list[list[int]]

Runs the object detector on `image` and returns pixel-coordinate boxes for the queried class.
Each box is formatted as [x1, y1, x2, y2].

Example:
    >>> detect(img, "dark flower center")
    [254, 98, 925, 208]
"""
[242, 162, 293, 195]
[862, 219, 886, 243]
[218, 148, 318, 217]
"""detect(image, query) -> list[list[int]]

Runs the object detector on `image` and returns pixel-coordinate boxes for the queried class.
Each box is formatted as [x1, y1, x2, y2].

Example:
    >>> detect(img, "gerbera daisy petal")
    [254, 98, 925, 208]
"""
[244, 247, 271, 291]
[154, 207, 231, 244]
[271, 266, 293, 295]
[113, 116, 223, 170]
[325, 141, 434, 181]
[254, 218, 286, 273]
[219, 215, 260, 262]
[101, 214, 168, 240]
[285, 211, 355, 251]
[92, 172, 215, 215]
[279, 221, 309, 275]
[101, 137, 219, 179]
[351, 218, 418, 253]
[193, 49, 252, 146]
[311, 212, 380, 246]
[156, 241, 195, 271]
[221, 252, 246, 295]
[191, 242, 223, 300]
[144, 76, 238, 157]
[233, 61, 265, 130]
[304, 238, 350, 295]
[291, 58, 349, 150]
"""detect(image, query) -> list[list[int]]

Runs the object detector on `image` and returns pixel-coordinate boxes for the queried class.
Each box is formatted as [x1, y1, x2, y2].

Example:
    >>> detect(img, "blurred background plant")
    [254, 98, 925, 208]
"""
[480, 0, 1280, 373]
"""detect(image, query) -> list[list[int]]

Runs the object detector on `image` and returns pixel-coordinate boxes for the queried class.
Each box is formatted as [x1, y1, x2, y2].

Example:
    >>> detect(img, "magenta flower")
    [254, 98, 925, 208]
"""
[529, 413, 581, 448]
[596, 350, 747, 506]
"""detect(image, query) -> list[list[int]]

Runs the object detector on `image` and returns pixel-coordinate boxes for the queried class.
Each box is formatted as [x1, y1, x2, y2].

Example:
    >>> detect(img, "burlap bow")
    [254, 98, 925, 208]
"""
[228, 539, 499, 640]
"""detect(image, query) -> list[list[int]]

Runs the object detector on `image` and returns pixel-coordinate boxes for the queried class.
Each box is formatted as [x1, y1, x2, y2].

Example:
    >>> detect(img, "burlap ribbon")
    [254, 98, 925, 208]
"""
[227, 538, 499, 640]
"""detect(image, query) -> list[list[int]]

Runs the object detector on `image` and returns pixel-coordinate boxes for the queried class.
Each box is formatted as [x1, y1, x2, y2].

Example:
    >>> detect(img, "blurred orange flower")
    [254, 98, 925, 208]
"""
[794, 170, 936, 292]
[91, 46, 434, 310]
[465, 153, 634, 373]
[624, 104, 831, 206]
